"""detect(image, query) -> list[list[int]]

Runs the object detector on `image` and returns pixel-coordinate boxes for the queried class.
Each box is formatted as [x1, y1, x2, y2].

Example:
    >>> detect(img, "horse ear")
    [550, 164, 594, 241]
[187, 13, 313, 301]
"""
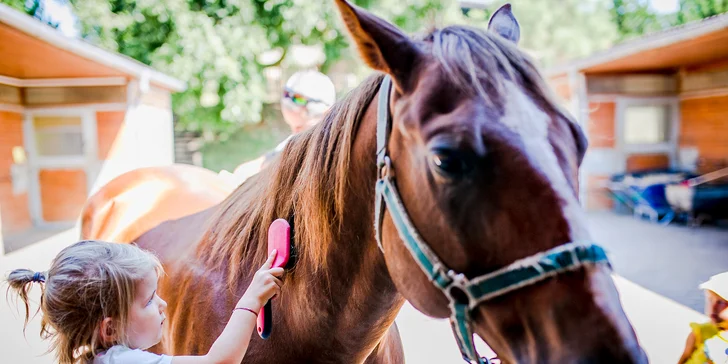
[488, 4, 521, 44]
[334, 0, 423, 92]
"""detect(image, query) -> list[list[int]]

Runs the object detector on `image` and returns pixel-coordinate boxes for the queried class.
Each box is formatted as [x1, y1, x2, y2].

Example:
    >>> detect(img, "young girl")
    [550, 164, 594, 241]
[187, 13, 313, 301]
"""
[6, 240, 284, 364]
[679, 272, 728, 364]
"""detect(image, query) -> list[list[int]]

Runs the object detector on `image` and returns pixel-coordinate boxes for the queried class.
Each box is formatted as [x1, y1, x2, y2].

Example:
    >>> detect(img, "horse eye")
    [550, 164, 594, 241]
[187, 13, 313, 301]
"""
[431, 147, 474, 178]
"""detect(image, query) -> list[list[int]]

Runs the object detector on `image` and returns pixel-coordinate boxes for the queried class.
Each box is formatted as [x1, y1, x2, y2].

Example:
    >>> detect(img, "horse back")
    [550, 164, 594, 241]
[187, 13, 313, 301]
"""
[80, 164, 234, 243]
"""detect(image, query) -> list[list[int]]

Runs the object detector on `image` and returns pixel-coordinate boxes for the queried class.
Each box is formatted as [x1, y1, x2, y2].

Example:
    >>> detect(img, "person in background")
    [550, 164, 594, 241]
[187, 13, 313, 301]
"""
[221, 70, 336, 186]
[678, 272, 728, 364]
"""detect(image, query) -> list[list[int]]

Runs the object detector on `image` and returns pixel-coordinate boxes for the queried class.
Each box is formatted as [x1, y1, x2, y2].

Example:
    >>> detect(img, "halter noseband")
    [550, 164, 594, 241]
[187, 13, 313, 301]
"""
[373, 76, 612, 364]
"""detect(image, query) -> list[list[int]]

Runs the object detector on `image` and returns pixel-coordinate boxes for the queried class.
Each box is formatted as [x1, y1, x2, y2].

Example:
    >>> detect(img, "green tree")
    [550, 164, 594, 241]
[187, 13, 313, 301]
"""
[676, 0, 728, 23]
[611, 0, 665, 40]
[4, 0, 33, 13]
[67, 0, 448, 137]
[461, 0, 619, 67]
[4, 0, 60, 28]
[611, 0, 728, 41]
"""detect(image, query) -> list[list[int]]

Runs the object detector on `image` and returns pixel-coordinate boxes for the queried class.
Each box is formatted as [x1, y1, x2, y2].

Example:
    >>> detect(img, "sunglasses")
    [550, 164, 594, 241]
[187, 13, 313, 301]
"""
[283, 88, 325, 107]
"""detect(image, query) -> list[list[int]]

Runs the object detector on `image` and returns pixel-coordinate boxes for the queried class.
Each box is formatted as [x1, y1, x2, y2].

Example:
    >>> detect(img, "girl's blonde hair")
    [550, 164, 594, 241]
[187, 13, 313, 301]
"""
[5, 240, 163, 364]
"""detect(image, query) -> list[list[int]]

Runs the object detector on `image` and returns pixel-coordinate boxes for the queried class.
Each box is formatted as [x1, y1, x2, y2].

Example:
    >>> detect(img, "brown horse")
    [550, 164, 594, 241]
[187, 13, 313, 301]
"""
[81, 2, 647, 363]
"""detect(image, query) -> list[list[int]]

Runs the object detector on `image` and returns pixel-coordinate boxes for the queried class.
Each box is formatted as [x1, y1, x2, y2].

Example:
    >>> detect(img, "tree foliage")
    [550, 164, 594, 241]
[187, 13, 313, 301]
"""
[65, 0, 449, 135]
[6, 0, 726, 136]
[612, 0, 728, 41]
[462, 0, 618, 67]
[676, 0, 728, 23]
[62, 0, 620, 134]
[5, 0, 59, 27]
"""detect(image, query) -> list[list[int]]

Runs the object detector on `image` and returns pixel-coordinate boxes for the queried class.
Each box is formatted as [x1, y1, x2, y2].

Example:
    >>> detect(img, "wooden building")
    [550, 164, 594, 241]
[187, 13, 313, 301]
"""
[547, 13, 728, 209]
[0, 4, 185, 253]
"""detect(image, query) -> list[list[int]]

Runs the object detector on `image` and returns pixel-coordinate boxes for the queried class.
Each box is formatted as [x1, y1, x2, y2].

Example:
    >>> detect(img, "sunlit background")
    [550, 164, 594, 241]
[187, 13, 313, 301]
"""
[0, 1, 727, 363]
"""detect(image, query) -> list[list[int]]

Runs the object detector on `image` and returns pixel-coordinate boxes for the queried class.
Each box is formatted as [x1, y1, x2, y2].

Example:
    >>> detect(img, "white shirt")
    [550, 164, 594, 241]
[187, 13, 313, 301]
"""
[273, 135, 292, 153]
[92, 345, 172, 364]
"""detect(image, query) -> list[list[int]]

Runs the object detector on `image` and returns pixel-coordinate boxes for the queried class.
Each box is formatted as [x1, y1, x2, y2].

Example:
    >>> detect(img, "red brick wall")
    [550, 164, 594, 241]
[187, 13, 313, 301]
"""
[626, 153, 670, 172]
[96, 111, 126, 160]
[587, 102, 616, 148]
[0, 111, 31, 233]
[680, 95, 728, 167]
[584, 102, 616, 210]
[39, 169, 87, 222]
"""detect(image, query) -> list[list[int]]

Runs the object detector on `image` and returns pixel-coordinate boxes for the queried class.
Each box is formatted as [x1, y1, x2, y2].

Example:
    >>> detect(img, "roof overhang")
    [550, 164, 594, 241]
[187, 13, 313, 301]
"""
[0, 3, 185, 92]
[546, 13, 728, 77]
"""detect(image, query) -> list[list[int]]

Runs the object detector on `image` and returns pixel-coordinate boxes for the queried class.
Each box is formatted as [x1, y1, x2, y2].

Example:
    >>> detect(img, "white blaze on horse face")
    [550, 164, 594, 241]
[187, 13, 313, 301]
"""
[499, 82, 591, 241]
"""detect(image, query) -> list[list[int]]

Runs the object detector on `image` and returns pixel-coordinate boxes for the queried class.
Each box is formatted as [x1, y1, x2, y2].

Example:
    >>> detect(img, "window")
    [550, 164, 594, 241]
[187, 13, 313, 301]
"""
[623, 105, 671, 145]
[33, 116, 84, 157]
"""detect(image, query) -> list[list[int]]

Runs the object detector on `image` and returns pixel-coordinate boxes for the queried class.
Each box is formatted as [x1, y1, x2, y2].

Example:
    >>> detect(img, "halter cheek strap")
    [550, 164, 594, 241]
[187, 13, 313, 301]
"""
[375, 77, 393, 253]
[373, 76, 612, 364]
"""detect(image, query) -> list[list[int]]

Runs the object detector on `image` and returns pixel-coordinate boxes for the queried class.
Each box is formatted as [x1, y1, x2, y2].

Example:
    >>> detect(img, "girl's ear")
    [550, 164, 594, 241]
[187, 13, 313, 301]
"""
[100, 317, 116, 344]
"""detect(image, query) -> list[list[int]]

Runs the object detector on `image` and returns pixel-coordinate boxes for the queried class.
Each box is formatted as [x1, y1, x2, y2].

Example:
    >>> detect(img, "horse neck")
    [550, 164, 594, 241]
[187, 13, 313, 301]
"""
[284, 92, 404, 359]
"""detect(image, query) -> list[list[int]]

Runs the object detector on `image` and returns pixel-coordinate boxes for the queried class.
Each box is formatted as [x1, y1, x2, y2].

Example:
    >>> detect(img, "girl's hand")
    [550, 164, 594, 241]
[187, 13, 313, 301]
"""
[237, 250, 285, 311]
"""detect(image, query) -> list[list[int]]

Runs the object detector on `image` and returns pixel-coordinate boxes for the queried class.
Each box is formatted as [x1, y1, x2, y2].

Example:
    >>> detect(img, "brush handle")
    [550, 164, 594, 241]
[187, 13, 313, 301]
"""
[257, 301, 272, 339]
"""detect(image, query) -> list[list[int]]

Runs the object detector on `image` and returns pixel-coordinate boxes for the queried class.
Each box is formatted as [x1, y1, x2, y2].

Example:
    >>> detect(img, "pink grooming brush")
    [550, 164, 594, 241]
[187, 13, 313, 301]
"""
[257, 219, 291, 339]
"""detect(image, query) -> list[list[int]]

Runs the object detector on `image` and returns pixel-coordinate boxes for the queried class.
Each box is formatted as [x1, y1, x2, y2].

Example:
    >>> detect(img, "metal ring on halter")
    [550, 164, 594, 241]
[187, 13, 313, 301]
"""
[444, 270, 477, 306]
[379, 156, 393, 179]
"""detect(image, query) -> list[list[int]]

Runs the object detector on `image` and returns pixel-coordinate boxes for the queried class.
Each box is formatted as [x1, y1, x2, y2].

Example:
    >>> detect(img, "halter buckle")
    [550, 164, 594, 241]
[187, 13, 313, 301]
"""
[378, 156, 394, 179]
[445, 270, 478, 308]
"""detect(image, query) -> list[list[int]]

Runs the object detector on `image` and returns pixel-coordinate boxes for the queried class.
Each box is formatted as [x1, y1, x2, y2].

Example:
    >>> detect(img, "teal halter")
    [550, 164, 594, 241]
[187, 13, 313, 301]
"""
[373, 76, 611, 364]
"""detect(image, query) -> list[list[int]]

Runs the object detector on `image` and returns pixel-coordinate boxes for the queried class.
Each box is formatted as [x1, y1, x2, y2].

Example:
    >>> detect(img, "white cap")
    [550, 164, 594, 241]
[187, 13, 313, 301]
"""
[700, 272, 728, 301]
[285, 70, 336, 107]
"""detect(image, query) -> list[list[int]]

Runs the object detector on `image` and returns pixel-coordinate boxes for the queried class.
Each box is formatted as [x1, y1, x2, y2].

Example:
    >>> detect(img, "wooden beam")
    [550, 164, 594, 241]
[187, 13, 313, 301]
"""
[0, 75, 128, 87]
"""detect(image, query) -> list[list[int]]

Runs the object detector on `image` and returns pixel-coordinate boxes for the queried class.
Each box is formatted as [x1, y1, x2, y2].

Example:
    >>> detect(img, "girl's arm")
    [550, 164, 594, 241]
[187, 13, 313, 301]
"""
[677, 331, 696, 364]
[173, 251, 284, 364]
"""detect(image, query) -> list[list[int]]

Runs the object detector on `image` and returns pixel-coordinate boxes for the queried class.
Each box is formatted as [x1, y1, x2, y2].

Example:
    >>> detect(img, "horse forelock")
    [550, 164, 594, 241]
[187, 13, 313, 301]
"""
[426, 25, 571, 121]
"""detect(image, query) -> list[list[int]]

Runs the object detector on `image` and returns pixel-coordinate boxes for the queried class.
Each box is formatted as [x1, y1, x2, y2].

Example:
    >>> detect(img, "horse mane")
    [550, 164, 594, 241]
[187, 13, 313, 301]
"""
[427, 25, 574, 122]
[199, 74, 384, 282]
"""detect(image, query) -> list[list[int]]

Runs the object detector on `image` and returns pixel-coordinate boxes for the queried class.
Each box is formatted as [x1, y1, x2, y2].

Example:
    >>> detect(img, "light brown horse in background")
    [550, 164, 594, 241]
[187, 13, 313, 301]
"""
[81, 1, 647, 363]
[81, 164, 233, 243]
